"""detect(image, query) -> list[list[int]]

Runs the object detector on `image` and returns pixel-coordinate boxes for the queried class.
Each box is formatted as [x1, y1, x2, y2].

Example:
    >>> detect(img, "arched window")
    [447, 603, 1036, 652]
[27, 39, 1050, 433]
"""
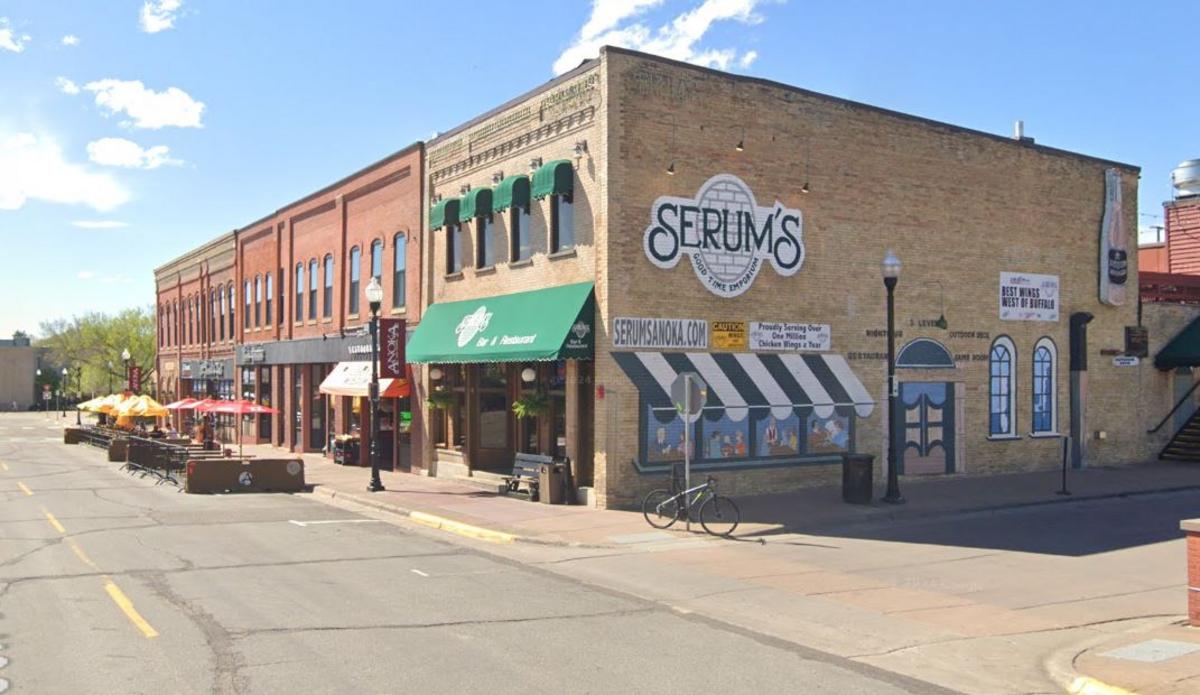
[295, 264, 304, 322]
[244, 281, 252, 330]
[219, 287, 226, 341]
[210, 291, 217, 343]
[227, 283, 235, 338]
[172, 301, 178, 346]
[254, 275, 262, 328]
[348, 246, 361, 315]
[188, 296, 195, 344]
[989, 336, 1017, 437]
[265, 273, 273, 326]
[308, 259, 318, 321]
[392, 233, 406, 309]
[323, 254, 334, 318]
[1032, 338, 1058, 434]
[371, 240, 383, 280]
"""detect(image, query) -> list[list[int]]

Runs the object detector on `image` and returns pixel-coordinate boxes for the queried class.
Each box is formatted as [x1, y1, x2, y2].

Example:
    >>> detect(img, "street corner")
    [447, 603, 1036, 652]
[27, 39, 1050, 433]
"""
[1046, 619, 1200, 695]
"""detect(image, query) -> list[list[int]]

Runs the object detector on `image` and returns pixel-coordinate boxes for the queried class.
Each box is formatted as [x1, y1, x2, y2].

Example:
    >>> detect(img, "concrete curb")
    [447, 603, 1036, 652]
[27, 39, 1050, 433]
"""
[1041, 616, 1184, 695]
[309, 485, 615, 549]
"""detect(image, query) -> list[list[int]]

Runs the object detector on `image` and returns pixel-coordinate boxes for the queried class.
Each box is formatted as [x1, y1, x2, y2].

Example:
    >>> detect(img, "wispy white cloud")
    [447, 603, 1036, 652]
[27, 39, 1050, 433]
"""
[84, 79, 205, 129]
[140, 0, 183, 34]
[61, 34, 80, 47]
[0, 17, 31, 53]
[77, 270, 95, 280]
[87, 137, 182, 170]
[553, 0, 766, 75]
[0, 132, 129, 212]
[55, 76, 80, 95]
[72, 220, 129, 230]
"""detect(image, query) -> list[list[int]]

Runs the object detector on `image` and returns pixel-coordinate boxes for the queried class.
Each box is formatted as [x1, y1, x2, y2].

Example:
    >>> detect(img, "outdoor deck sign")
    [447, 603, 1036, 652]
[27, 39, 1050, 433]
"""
[999, 272, 1060, 322]
[643, 174, 805, 298]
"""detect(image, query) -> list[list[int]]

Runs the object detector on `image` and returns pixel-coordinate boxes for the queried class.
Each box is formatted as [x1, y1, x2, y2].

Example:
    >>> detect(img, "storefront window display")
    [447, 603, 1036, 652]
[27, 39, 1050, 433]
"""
[478, 363, 508, 450]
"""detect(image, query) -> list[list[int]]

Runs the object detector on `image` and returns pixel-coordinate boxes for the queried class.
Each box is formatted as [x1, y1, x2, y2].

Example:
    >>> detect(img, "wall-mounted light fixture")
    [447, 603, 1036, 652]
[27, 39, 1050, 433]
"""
[491, 171, 504, 184]
[666, 161, 676, 176]
[521, 367, 536, 383]
[459, 183, 471, 195]
[574, 140, 588, 157]
[735, 126, 745, 152]
[800, 138, 811, 193]
[666, 115, 678, 176]
[529, 157, 543, 171]
[429, 367, 444, 381]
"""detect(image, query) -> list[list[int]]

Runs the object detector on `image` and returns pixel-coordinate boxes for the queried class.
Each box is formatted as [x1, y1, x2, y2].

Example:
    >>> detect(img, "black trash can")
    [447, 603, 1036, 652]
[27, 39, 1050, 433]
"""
[841, 453, 874, 504]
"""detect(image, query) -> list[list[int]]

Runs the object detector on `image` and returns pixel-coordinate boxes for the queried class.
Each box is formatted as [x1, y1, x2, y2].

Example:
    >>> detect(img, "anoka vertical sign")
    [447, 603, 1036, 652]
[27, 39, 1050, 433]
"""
[379, 318, 405, 379]
[999, 272, 1060, 322]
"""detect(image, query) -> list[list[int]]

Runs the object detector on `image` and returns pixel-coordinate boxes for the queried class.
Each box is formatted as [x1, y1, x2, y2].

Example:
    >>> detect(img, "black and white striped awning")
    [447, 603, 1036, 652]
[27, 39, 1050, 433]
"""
[612, 352, 875, 422]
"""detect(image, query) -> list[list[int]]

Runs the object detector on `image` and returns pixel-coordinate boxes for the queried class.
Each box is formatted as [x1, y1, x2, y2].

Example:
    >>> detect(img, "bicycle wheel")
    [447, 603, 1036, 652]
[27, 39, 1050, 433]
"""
[642, 489, 681, 529]
[698, 495, 740, 537]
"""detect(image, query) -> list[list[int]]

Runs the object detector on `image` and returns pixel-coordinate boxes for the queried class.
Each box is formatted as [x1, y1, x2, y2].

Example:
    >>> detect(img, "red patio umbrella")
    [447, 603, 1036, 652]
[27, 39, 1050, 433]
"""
[164, 397, 198, 410]
[200, 399, 279, 458]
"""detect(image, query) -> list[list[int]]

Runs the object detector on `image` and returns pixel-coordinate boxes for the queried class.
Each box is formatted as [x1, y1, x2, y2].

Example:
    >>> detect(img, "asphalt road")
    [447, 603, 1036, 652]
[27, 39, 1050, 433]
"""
[0, 412, 945, 695]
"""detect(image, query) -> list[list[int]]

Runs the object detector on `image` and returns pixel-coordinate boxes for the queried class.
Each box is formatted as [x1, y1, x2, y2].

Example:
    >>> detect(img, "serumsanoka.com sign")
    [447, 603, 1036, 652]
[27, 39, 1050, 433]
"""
[643, 174, 805, 298]
[611, 317, 708, 350]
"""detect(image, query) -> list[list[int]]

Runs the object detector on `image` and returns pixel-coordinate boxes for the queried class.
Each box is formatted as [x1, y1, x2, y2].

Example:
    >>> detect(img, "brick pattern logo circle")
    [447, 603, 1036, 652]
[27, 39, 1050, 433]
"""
[643, 174, 805, 298]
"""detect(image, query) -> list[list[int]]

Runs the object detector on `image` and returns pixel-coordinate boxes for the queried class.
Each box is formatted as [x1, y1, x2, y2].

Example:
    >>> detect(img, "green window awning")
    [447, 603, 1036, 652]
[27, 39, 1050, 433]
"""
[1156, 316, 1200, 369]
[459, 188, 493, 222]
[531, 159, 574, 200]
[493, 174, 530, 212]
[429, 198, 460, 231]
[408, 282, 594, 364]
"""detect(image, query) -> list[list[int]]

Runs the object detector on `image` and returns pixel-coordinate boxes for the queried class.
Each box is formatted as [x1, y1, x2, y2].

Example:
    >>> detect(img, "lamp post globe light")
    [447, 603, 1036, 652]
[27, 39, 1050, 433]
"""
[365, 276, 386, 493]
[881, 250, 905, 505]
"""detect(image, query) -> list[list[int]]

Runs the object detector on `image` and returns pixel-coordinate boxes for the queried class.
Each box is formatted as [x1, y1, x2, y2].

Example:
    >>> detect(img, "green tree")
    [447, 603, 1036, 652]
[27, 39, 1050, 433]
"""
[37, 307, 157, 397]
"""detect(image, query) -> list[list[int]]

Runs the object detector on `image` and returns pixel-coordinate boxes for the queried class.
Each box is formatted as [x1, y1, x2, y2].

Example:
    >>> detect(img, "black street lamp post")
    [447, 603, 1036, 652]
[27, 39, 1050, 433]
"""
[365, 277, 386, 493]
[882, 250, 905, 504]
[121, 348, 131, 391]
[107, 360, 114, 394]
[36, 368, 44, 416]
[60, 367, 68, 417]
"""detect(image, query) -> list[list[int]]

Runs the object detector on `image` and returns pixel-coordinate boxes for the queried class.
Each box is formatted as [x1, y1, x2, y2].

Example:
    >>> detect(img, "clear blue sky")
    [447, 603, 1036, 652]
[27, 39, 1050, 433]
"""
[0, 1, 1194, 338]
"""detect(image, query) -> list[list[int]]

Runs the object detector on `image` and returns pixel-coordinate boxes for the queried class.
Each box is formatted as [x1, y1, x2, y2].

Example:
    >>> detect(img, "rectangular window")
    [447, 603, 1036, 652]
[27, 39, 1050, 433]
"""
[323, 256, 333, 318]
[209, 294, 216, 343]
[219, 290, 225, 341]
[511, 206, 531, 262]
[244, 282, 251, 329]
[371, 241, 382, 280]
[265, 274, 273, 325]
[476, 216, 494, 268]
[277, 269, 284, 325]
[308, 261, 318, 321]
[392, 235, 406, 308]
[447, 223, 462, 274]
[551, 194, 574, 252]
[254, 277, 262, 328]
[295, 266, 304, 322]
[228, 288, 235, 337]
[349, 247, 361, 315]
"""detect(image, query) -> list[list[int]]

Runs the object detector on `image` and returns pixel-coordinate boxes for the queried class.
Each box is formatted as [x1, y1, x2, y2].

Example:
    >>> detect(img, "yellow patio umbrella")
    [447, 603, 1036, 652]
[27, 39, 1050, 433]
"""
[76, 395, 107, 413]
[115, 395, 169, 418]
[98, 393, 133, 414]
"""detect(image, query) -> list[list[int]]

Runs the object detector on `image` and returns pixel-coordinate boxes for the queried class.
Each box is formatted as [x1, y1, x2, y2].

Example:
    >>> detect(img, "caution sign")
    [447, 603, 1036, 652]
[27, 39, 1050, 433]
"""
[711, 321, 748, 350]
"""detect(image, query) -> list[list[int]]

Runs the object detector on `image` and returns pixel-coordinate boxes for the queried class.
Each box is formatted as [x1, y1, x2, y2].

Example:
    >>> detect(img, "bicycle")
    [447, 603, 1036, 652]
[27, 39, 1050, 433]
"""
[642, 472, 740, 537]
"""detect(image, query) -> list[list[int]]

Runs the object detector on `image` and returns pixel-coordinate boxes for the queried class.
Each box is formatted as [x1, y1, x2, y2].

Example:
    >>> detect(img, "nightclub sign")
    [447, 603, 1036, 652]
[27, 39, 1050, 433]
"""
[643, 174, 805, 298]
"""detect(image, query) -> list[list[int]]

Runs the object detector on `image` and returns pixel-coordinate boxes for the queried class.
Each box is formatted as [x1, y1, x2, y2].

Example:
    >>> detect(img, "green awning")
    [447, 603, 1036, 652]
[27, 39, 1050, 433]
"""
[408, 282, 594, 364]
[1156, 316, 1200, 369]
[429, 198, 460, 230]
[459, 188, 493, 222]
[531, 159, 574, 200]
[493, 174, 530, 212]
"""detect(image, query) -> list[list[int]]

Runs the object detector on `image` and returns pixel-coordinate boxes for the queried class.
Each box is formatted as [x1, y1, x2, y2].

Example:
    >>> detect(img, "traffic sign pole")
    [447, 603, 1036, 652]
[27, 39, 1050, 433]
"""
[684, 377, 691, 531]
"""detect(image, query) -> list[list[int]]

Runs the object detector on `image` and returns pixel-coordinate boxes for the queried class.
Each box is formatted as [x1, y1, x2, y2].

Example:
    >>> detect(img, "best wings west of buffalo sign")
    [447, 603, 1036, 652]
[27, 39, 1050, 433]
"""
[643, 174, 805, 298]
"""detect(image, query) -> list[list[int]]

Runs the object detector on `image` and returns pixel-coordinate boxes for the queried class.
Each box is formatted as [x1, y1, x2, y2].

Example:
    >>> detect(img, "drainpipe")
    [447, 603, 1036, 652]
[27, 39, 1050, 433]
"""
[1069, 312, 1094, 469]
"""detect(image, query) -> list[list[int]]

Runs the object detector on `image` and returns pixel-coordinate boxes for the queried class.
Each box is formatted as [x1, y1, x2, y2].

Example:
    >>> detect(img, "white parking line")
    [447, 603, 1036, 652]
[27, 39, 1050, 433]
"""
[288, 519, 384, 527]
[410, 569, 429, 577]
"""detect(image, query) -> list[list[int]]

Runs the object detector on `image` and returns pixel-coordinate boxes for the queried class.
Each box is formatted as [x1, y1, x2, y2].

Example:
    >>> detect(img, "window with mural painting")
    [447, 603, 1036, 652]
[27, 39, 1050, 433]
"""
[703, 411, 749, 460]
[754, 411, 802, 457]
[805, 411, 851, 454]
[643, 406, 695, 464]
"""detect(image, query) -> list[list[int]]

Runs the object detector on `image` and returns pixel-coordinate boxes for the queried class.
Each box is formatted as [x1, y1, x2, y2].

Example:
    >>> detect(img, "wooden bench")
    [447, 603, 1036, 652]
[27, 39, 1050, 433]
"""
[504, 453, 553, 499]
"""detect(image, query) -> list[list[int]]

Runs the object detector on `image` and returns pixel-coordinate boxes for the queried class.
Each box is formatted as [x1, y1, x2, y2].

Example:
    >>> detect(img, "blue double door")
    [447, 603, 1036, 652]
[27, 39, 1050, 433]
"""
[895, 382, 955, 475]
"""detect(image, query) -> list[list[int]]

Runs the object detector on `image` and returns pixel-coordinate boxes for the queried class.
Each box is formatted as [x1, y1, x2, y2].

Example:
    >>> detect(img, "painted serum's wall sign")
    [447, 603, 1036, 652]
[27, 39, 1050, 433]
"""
[643, 174, 805, 298]
[1099, 168, 1128, 307]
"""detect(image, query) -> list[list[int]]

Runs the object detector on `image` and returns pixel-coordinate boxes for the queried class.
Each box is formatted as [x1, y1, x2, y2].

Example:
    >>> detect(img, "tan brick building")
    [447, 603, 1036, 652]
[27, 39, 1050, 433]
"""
[408, 46, 1187, 509]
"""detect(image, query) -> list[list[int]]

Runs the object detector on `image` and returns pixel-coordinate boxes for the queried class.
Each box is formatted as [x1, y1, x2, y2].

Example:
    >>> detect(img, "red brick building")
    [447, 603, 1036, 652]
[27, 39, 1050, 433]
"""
[155, 144, 425, 471]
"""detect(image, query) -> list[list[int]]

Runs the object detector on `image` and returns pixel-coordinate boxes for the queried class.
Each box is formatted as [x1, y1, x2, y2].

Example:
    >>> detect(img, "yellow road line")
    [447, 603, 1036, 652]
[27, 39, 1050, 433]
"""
[67, 540, 98, 570]
[103, 581, 159, 639]
[42, 508, 66, 534]
[1069, 676, 1138, 695]
[408, 511, 516, 544]
[17, 481, 31, 496]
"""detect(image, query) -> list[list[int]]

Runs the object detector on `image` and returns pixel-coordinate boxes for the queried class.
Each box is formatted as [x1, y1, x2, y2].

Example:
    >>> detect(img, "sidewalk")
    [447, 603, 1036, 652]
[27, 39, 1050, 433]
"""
[244, 441, 1200, 548]
[1046, 619, 1200, 695]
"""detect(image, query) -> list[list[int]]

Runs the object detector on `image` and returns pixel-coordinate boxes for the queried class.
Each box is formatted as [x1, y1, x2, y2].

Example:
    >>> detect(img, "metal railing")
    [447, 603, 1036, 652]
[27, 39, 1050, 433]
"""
[1140, 271, 1200, 305]
[1147, 379, 1200, 434]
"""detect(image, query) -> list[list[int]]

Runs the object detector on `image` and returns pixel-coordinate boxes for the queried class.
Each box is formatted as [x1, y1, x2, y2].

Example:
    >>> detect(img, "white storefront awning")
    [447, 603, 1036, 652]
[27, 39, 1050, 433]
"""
[318, 362, 410, 398]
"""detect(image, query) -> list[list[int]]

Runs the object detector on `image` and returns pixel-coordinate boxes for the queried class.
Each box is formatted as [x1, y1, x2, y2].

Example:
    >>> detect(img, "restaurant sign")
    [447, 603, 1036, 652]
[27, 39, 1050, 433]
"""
[643, 174, 805, 298]
[749, 322, 831, 352]
[999, 272, 1060, 322]
[611, 317, 708, 350]
[380, 318, 405, 379]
